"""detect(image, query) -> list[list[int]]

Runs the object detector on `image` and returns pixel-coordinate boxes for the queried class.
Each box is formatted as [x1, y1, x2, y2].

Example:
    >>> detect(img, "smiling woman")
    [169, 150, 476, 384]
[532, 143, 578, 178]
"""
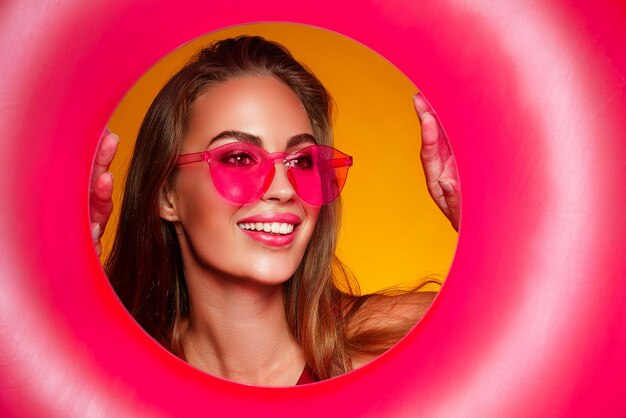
[94, 32, 458, 386]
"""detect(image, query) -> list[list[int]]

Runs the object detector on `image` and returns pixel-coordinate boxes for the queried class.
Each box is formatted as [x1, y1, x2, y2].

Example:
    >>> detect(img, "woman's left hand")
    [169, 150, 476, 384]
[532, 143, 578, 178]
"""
[413, 93, 460, 232]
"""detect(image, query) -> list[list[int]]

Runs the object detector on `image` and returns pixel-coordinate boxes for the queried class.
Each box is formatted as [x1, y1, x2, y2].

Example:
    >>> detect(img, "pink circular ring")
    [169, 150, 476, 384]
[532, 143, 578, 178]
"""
[1, 1, 626, 416]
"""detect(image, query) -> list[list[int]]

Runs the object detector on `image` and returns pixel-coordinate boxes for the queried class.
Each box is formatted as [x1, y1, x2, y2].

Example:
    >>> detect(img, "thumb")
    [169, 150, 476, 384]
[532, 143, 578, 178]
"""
[438, 180, 460, 231]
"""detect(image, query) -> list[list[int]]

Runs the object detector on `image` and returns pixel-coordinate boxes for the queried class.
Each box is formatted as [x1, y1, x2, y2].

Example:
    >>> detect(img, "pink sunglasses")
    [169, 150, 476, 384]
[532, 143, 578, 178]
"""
[176, 142, 353, 206]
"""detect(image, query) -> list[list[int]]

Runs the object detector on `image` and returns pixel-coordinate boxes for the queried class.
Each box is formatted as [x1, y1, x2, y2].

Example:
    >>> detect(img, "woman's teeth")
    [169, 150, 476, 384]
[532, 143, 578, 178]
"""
[238, 222, 295, 234]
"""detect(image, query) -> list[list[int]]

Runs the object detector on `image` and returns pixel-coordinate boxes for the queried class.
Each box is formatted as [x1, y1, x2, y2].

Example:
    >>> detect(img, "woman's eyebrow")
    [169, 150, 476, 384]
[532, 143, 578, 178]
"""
[208, 131, 318, 148]
[208, 130, 262, 146]
[287, 133, 318, 147]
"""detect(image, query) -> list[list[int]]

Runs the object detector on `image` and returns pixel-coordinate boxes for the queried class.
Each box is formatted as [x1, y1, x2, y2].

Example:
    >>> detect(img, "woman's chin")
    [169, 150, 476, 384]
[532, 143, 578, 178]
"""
[234, 252, 302, 286]
[241, 265, 297, 287]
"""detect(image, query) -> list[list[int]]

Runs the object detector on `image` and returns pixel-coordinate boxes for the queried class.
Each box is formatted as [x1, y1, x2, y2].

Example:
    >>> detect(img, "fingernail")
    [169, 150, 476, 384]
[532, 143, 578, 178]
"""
[110, 133, 120, 144]
[91, 222, 101, 241]
[438, 181, 454, 195]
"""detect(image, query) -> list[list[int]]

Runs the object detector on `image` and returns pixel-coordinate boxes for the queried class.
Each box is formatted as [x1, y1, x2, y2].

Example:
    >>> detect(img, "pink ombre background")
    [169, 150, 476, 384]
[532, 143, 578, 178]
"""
[1, 1, 625, 417]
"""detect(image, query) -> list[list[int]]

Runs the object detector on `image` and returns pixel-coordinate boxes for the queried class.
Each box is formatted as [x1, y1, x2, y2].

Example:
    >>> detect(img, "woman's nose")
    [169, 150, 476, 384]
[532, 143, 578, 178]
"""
[261, 163, 297, 203]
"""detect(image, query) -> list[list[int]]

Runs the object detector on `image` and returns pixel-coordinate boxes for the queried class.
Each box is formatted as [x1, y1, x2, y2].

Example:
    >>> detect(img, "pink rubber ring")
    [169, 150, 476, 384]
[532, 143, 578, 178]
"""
[1, 1, 625, 416]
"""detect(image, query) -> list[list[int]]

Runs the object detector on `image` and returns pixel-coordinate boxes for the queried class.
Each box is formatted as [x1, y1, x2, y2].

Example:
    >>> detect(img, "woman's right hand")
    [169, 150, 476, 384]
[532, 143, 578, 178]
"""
[90, 129, 118, 256]
[413, 93, 460, 232]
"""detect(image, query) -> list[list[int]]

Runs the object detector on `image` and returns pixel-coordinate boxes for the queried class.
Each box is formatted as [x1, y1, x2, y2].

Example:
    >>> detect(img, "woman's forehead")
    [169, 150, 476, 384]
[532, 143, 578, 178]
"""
[184, 76, 314, 152]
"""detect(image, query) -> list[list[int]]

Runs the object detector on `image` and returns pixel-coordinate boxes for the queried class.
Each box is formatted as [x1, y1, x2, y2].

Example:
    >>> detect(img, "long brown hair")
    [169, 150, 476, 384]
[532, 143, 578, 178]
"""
[106, 36, 427, 380]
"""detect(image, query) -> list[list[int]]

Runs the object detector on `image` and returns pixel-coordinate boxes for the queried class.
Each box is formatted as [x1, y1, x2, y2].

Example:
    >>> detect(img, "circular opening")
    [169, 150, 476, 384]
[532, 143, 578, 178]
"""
[92, 22, 458, 386]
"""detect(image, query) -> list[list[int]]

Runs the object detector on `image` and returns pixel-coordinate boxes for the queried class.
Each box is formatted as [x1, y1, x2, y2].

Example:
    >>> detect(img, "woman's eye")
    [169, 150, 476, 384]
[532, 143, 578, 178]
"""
[288, 155, 314, 169]
[221, 151, 257, 166]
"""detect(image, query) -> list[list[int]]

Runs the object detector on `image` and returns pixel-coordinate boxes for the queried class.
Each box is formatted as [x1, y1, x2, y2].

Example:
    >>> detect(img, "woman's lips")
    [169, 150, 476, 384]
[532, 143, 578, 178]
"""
[237, 213, 302, 224]
[237, 213, 301, 247]
[239, 227, 296, 247]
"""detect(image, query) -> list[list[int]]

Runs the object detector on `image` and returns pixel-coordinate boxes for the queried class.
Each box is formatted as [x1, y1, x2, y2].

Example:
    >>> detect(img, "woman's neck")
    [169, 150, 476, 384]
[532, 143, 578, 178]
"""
[181, 266, 305, 386]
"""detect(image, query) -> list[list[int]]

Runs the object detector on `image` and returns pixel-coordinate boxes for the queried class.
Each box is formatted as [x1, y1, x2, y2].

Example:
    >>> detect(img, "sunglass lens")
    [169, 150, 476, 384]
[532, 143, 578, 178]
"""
[291, 146, 351, 205]
[208, 143, 271, 204]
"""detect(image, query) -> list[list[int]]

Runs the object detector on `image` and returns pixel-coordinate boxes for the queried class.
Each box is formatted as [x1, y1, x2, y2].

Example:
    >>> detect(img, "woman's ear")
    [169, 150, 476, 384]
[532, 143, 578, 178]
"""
[159, 188, 180, 222]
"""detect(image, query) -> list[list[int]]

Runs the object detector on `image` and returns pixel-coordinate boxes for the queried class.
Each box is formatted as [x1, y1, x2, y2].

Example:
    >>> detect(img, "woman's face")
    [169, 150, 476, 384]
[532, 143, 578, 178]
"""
[162, 76, 321, 285]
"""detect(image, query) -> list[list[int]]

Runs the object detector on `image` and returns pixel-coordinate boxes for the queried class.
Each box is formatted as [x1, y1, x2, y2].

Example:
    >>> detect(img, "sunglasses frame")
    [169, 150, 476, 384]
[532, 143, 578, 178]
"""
[176, 142, 353, 206]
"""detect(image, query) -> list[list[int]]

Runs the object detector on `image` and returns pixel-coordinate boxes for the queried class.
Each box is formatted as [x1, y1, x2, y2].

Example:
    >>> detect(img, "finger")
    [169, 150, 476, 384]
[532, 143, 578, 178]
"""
[91, 130, 119, 186]
[413, 92, 434, 118]
[419, 114, 446, 190]
[90, 171, 114, 227]
[419, 112, 441, 158]
[91, 222, 101, 242]
[416, 101, 446, 201]
[91, 222, 103, 255]
[425, 181, 458, 233]
[90, 129, 117, 227]
[438, 179, 460, 231]
[414, 94, 440, 157]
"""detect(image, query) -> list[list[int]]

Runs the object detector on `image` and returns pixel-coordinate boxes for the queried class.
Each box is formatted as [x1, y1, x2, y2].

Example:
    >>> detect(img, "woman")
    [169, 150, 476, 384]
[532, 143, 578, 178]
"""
[90, 36, 460, 386]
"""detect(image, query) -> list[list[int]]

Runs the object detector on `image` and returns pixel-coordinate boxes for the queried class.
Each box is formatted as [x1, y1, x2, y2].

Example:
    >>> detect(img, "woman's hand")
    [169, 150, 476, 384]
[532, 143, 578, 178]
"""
[90, 129, 118, 256]
[413, 93, 460, 232]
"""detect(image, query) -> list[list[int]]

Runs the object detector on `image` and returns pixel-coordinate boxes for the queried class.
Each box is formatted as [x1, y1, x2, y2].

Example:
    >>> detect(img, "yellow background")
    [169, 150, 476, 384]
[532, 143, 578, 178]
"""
[104, 23, 457, 294]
